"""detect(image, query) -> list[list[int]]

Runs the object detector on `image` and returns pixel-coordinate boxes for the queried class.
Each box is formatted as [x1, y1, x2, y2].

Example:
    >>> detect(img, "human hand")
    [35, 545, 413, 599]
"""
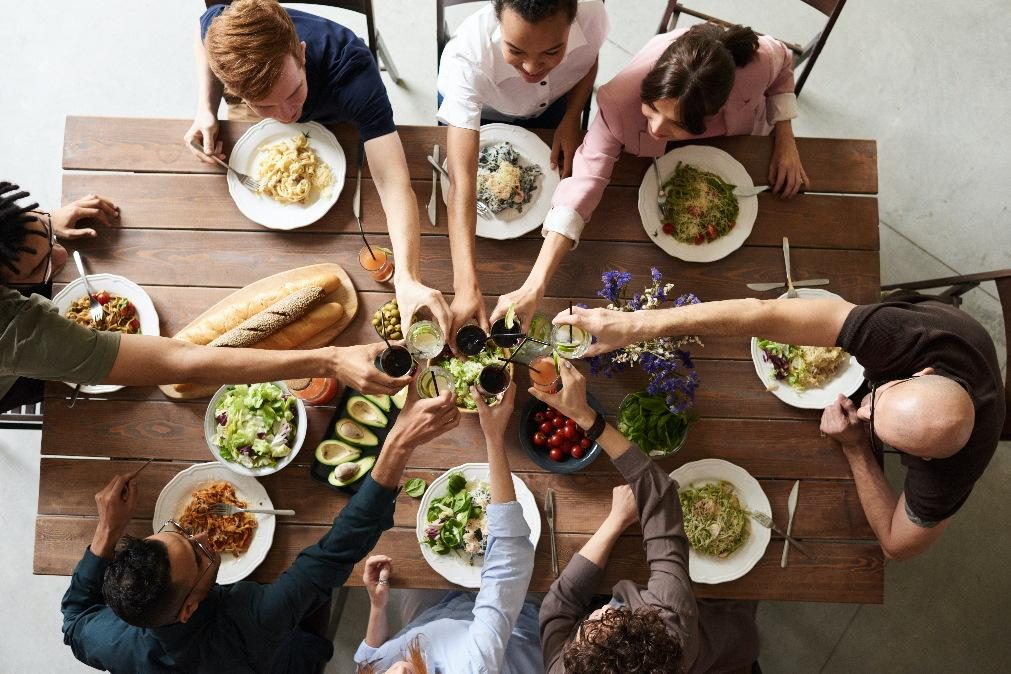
[51, 195, 120, 239]
[768, 124, 809, 199]
[550, 116, 581, 178]
[396, 278, 453, 348]
[605, 484, 639, 531]
[473, 382, 516, 444]
[551, 306, 642, 358]
[527, 359, 596, 430]
[820, 394, 868, 449]
[363, 554, 393, 610]
[184, 109, 225, 163]
[92, 474, 139, 557]
[490, 284, 543, 338]
[449, 284, 489, 354]
[386, 383, 460, 450]
[332, 343, 413, 395]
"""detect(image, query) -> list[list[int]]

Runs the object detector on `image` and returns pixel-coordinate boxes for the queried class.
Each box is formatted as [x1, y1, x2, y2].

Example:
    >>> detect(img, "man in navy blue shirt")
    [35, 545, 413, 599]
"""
[185, 0, 451, 340]
[61, 386, 460, 673]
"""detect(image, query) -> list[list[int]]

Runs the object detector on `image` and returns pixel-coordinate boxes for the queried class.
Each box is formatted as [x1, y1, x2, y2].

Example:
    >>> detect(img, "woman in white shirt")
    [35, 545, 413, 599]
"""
[438, 0, 608, 345]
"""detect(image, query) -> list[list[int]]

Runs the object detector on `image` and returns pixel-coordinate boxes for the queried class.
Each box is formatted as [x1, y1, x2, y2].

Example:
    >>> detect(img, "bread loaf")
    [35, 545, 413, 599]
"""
[209, 286, 325, 348]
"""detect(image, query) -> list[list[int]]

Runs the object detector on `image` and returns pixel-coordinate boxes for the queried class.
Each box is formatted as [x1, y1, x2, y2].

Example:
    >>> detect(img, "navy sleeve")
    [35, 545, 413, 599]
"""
[330, 41, 396, 142]
[199, 4, 227, 41]
[62, 548, 119, 669]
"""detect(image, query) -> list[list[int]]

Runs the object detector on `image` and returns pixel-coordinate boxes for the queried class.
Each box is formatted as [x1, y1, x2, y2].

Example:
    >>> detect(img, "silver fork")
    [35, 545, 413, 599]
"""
[652, 156, 669, 220]
[189, 141, 260, 192]
[208, 503, 295, 517]
[425, 155, 493, 220]
[783, 237, 798, 298]
[747, 510, 815, 559]
[72, 251, 104, 324]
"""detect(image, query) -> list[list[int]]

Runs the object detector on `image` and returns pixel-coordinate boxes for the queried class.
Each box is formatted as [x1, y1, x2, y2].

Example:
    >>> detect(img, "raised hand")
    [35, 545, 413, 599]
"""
[332, 343, 413, 395]
[551, 306, 642, 358]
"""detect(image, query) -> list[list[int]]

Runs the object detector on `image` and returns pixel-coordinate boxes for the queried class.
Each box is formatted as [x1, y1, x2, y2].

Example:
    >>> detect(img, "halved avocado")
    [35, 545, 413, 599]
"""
[391, 386, 409, 410]
[328, 455, 377, 487]
[347, 395, 388, 428]
[315, 439, 361, 466]
[335, 418, 379, 447]
[364, 394, 392, 412]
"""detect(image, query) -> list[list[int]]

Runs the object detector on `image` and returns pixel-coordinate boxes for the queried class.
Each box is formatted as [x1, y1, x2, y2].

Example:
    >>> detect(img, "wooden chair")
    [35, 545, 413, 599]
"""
[881, 269, 1011, 441]
[656, 0, 847, 95]
[204, 0, 401, 84]
[0, 401, 42, 430]
[436, 0, 597, 128]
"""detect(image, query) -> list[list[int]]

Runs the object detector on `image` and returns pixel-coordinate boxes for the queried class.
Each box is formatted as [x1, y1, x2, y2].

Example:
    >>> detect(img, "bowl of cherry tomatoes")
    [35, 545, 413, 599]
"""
[518, 395, 605, 474]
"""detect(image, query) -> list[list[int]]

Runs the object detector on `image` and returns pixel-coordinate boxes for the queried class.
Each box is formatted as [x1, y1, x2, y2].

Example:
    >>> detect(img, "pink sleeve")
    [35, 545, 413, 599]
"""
[550, 85, 626, 224]
[763, 36, 796, 97]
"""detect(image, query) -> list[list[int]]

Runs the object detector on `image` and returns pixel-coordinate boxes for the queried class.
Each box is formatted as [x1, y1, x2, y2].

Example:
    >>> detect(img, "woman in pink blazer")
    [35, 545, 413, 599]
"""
[499, 24, 808, 329]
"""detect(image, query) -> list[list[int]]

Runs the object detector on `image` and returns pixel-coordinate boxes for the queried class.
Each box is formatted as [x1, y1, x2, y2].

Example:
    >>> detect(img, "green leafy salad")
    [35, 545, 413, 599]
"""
[211, 383, 297, 469]
[421, 472, 492, 563]
[434, 347, 505, 410]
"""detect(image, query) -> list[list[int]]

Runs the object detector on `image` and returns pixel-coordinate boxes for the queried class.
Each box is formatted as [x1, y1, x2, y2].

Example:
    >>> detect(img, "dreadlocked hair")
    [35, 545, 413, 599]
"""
[0, 182, 44, 277]
[356, 636, 429, 674]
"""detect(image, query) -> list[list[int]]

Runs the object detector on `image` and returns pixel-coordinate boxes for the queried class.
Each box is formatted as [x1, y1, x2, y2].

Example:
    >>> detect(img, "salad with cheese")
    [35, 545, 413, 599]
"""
[211, 383, 297, 469]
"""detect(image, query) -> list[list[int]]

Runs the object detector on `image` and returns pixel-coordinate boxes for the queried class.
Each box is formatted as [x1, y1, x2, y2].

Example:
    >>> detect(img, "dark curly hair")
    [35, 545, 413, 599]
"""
[641, 23, 760, 135]
[492, 0, 578, 24]
[563, 606, 684, 674]
[102, 536, 181, 628]
[0, 182, 45, 278]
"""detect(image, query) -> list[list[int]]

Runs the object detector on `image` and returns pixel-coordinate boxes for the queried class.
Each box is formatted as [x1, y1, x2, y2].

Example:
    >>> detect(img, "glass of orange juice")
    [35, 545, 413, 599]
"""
[529, 354, 561, 393]
[359, 246, 394, 282]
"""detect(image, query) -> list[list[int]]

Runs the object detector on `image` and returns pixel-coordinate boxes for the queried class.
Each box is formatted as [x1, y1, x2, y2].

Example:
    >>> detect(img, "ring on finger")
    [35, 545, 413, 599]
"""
[377, 579, 389, 585]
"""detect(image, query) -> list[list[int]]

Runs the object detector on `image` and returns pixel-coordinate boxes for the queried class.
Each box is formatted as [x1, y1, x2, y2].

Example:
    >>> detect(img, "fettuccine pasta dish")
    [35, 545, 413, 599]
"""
[65, 291, 141, 334]
[255, 133, 334, 205]
[178, 481, 258, 555]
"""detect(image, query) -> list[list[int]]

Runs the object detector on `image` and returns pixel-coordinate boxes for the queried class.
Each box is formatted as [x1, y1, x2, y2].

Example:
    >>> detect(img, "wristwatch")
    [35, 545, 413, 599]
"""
[583, 412, 606, 441]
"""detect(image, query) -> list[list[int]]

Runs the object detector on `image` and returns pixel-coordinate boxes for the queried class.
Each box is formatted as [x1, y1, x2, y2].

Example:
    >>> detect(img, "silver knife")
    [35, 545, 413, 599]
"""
[747, 279, 830, 292]
[546, 488, 558, 577]
[428, 144, 439, 227]
[734, 185, 769, 198]
[781, 480, 800, 568]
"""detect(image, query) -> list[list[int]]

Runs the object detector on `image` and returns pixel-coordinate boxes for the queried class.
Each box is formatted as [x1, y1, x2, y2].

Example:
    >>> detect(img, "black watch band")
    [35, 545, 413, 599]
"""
[584, 412, 606, 441]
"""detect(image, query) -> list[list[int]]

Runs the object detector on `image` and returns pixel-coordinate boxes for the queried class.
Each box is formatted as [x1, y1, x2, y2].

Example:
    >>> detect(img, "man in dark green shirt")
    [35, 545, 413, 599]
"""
[61, 386, 460, 673]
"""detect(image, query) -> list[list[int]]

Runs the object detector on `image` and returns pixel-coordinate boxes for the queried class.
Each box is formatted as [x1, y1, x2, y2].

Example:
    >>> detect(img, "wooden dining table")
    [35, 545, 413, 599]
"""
[34, 116, 883, 604]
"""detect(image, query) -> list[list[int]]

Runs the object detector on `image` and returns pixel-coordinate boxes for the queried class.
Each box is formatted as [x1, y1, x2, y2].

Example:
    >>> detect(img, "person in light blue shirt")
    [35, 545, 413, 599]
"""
[353, 384, 543, 674]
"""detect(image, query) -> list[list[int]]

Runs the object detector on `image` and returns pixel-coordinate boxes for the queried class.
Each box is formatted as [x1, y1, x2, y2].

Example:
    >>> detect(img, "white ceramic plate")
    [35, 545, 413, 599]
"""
[153, 462, 275, 585]
[440, 123, 560, 240]
[638, 145, 758, 263]
[228, 119, 346, 230]
[750, 288, 865, 409]
[204, 382, 307, 477]
[670, 459, 771, 584]
[416, 462, 541, 588]
[51, 273, 160, 394]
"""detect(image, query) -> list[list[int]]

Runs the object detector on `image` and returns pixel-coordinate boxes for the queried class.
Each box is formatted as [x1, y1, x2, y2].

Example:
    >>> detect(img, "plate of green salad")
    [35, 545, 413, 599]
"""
[432, 346, 511, 412]
[670, 459, 771, 584]
[205, 382, 307, 476]
[417, 463, 540, 588]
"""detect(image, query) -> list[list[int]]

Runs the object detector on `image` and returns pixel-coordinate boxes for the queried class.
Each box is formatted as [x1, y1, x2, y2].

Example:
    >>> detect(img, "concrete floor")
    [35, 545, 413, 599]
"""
[1, 1, 1009, 672]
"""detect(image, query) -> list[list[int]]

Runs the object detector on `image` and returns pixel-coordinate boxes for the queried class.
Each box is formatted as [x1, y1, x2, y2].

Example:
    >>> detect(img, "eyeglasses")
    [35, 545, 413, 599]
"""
[157, 519, 217, 616]
[7, 211, 55, 287]
[867, 376, 916, 455]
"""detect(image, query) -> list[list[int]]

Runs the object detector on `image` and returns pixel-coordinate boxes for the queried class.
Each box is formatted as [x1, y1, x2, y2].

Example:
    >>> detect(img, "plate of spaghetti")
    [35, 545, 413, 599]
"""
[52, 273, 159, 395]
[638, 145, 758, 263]
[153, 463, 275, 584]
[228, 119, 346, 230]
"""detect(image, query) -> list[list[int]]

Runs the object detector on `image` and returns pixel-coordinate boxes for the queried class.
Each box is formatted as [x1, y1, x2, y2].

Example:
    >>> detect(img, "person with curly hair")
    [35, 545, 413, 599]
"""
[531, 361, 760, 673]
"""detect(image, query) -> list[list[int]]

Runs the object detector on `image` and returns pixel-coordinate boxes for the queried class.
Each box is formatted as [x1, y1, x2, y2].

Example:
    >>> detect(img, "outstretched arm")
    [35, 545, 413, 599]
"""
[446, 125, 489, 339]
[184, 24, 225, 163]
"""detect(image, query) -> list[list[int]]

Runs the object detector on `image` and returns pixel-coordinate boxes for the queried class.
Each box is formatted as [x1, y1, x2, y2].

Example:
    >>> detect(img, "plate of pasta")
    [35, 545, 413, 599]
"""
[750, 288, 865, 409]
[440, 124, 559, 240]
[153, 462, 275, 584]
[52, 273, 160, 395]
[638, 145, 757, 263]
[228, 119, 346, 230]
[670, 459, 771, 584]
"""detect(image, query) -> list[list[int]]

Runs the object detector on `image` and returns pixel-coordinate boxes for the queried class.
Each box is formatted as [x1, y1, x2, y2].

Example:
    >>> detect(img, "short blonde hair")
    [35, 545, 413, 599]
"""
[205, 0, 301, 101]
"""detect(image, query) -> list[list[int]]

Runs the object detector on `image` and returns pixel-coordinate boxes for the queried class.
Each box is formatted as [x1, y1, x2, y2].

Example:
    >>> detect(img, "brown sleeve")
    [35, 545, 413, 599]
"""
[539, 553, 604, 673]
[613, 447, 696, 618]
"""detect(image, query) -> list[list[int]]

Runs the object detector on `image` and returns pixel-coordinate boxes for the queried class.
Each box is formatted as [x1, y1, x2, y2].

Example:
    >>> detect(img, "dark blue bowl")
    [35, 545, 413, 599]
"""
[518, 394, 606, 474]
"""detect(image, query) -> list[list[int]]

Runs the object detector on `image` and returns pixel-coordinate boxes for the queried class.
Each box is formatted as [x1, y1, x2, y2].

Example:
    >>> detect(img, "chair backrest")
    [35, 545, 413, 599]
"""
[994, 276, 1011, 441]
[203, 0, 378, 62]
[437, 0, 487, 63]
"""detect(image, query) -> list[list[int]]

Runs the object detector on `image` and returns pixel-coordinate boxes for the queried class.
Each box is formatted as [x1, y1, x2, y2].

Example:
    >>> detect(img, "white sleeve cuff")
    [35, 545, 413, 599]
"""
[437, 97, 482, 131]
[766, 92, 798, 125]
[542, 205, 585, 248]
[353, 640, 379, 664]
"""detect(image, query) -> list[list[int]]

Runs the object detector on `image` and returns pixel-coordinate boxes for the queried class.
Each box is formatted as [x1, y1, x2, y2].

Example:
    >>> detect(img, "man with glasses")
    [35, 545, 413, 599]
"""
[552, 292, 1004, 560]
[61, 385, 460, 672]
[0, 181, 412, 413]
